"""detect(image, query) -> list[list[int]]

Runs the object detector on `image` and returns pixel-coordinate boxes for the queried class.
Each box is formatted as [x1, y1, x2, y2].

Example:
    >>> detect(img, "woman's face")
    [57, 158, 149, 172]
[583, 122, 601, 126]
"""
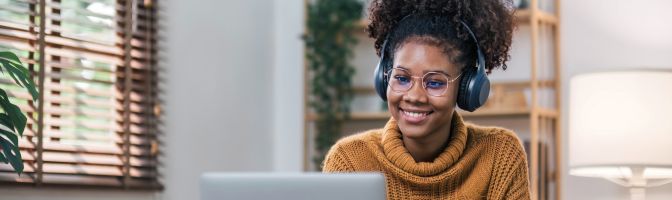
[387, 41, 461, 140]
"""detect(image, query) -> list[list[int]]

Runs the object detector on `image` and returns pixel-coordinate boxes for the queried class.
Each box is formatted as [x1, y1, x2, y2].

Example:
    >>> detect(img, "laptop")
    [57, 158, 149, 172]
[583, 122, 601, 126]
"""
[200, 172, 386, 200]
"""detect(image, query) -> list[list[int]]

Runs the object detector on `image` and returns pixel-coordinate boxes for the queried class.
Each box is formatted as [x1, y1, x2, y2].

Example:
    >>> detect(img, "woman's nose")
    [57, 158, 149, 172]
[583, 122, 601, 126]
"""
[403, 80, 428, 103]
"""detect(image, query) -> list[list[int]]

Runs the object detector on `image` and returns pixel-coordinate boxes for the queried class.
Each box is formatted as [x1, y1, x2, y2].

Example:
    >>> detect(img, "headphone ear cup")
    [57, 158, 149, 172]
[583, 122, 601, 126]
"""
[476, 75, 490, 108]
[373, 59, 388, 101]
[374, 37, 391, 102]
[457, 67, 474, 110]
[457, 67, 490, 112]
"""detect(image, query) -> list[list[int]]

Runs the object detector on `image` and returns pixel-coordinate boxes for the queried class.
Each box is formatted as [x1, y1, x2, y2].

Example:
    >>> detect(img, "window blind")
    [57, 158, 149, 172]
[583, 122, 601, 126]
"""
[0, 0, 161, 189]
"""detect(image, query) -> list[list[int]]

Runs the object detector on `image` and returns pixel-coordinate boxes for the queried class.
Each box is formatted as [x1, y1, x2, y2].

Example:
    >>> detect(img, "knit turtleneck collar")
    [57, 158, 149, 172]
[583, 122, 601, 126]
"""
[381, 111, 468, 176]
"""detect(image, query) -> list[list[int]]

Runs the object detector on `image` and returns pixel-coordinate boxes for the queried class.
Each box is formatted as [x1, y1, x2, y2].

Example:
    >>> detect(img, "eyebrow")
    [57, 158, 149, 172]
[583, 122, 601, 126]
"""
[395, 66, 454, 77]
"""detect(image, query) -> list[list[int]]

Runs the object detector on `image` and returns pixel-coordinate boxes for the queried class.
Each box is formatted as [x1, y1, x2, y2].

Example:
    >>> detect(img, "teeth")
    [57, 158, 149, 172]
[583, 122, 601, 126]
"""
[403, 110, 428, 117]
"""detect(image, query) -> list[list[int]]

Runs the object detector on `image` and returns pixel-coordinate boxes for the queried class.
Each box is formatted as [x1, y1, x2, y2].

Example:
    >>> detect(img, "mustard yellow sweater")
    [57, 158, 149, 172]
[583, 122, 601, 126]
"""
[322, 112, 530, 199]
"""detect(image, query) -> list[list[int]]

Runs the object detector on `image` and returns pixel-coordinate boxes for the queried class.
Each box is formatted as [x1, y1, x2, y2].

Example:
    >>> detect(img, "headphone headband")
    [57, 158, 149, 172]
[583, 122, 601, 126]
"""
[457, 20, 486, 75]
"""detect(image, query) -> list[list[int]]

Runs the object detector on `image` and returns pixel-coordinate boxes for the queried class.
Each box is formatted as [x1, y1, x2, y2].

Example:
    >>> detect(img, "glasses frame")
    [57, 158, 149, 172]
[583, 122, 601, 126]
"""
[385, 67, 463, 97]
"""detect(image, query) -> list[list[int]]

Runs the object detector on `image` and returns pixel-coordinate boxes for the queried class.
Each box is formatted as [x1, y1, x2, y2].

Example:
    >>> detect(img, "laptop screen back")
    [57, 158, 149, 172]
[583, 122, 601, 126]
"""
[200, 173, 386, 200]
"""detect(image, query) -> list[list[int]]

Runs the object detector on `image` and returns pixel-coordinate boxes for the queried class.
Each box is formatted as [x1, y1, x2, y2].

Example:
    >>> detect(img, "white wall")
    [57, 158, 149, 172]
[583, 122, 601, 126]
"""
[272, 0, 305, 172]
[562, 0, 672, 200]
[160, 1, 277, 200]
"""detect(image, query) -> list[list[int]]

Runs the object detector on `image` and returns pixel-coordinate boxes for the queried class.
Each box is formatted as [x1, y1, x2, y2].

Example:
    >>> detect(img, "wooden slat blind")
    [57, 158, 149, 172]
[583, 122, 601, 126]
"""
[0, 0, 161, 189]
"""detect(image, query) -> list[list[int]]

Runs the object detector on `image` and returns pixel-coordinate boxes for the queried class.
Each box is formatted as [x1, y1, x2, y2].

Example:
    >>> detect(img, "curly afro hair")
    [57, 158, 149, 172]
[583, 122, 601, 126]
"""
[367, 0, 515, 73]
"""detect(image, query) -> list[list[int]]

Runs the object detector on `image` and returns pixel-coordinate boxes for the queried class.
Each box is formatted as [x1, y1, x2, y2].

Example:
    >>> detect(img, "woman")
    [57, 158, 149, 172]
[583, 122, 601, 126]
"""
[322, 0, 529, 199]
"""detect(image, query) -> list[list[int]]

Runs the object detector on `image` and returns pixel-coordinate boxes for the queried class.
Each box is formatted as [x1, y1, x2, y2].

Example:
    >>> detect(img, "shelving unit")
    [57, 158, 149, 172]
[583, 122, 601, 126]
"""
[518, 1, 562, 199]
[304, 0, 561, 199]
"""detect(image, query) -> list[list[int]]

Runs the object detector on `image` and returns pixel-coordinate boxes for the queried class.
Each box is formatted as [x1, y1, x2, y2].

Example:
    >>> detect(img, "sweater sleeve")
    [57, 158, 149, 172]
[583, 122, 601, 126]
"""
[322, 145, 355, 172]
[487, 130, 531, 200]
[504, 160, 531, 199]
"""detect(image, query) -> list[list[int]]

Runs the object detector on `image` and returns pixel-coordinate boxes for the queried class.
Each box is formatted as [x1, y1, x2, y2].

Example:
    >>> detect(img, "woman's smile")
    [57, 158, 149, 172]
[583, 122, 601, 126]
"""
[399, 107, 434, 124]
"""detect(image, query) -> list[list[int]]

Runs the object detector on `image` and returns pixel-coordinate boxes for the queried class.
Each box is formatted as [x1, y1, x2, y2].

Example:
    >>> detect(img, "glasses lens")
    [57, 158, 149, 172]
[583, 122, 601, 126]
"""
[389, 68, 412, 92]
[424, 73, 449, 96]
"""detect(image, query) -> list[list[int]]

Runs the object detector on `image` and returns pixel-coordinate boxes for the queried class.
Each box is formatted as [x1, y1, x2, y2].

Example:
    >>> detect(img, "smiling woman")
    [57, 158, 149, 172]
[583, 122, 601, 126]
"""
[321, 0, 529, 199]
[387, 42, 462, 162]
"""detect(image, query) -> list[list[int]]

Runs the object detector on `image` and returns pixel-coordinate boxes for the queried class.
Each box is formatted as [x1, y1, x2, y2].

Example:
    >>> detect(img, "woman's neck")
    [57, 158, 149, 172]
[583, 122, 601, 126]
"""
[402, 119, 453, 163]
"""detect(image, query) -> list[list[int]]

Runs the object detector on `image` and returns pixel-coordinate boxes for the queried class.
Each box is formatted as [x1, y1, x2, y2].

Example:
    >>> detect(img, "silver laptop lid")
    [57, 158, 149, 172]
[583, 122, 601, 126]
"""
[200, 172, 386, 200]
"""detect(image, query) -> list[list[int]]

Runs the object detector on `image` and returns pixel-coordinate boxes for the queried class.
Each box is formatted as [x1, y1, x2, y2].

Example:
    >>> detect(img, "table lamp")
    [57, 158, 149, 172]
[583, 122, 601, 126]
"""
[569, 70, 672, 200]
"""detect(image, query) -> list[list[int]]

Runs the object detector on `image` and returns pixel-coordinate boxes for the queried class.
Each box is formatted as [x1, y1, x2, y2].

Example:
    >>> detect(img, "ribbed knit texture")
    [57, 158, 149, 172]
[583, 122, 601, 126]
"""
[322, 112, 530, 200]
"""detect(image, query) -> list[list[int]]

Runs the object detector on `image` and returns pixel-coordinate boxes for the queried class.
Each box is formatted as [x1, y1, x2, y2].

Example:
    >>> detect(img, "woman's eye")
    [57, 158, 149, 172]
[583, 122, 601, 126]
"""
[395, 76, 410, 84]
[426, 80, 446, 88]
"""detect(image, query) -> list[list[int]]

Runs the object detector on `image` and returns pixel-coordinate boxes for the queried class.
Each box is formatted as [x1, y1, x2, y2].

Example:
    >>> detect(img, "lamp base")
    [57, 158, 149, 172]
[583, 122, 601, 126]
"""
[601, 167, 672, 200]
[630, 187, 645, 200]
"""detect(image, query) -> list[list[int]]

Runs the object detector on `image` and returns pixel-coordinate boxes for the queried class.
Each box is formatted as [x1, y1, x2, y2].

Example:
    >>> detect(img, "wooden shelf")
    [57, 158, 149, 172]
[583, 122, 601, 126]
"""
[356, 19, 369, 30]
[460, 109, 530, 118]
[514, 9, 558, 25]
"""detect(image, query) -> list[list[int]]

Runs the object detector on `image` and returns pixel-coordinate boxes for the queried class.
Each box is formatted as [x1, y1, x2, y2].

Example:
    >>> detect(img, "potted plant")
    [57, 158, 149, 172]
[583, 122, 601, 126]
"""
[304, 0, 362, 170]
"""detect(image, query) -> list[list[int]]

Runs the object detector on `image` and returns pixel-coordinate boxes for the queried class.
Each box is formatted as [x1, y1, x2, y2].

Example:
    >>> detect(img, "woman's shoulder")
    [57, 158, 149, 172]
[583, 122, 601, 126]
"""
[330, 128, 383, 153]
[465, 123, 525, 153]
[322, 129, 383, 172]
[466, 122, 521, 143]
[465, 122, 528, 165]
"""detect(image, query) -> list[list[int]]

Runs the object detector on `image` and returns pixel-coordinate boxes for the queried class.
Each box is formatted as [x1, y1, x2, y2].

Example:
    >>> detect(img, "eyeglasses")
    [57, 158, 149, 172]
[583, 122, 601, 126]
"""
[386, 67, 462, 97]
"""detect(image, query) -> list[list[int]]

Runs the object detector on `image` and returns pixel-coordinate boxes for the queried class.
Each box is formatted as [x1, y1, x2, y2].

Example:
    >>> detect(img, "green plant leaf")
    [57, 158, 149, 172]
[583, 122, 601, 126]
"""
[0, 52, 22, 65]
[0, 89, 9, 107]
[0, 149, 7, 163]
[0, 124, 18, 146]
[0, 90, 26, 136]
[6, 62, 37, 100]
[1, 61, 24, 88]
[0, 52, 29, 174]
[0, 51, 39, 101]
[0, 138, 23, 174]
[0, 113, 16, 132]
[0, 52, 25, 87]
[5, 104, 25, 136]
[11, 62, 38, 101]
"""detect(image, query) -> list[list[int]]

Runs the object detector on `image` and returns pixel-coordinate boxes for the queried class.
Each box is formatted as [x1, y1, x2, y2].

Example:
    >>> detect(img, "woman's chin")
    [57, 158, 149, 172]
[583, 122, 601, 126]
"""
[398, 125, 429, 139]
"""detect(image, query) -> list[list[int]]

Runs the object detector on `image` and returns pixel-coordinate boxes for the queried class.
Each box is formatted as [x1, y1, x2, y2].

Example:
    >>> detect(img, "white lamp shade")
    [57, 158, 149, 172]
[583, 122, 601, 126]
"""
[569, 70, 672, 179]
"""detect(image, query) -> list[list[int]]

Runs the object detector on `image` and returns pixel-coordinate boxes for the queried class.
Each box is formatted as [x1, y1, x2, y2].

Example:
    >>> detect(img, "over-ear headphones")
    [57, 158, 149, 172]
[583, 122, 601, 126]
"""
[373, 18, 490, 112]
